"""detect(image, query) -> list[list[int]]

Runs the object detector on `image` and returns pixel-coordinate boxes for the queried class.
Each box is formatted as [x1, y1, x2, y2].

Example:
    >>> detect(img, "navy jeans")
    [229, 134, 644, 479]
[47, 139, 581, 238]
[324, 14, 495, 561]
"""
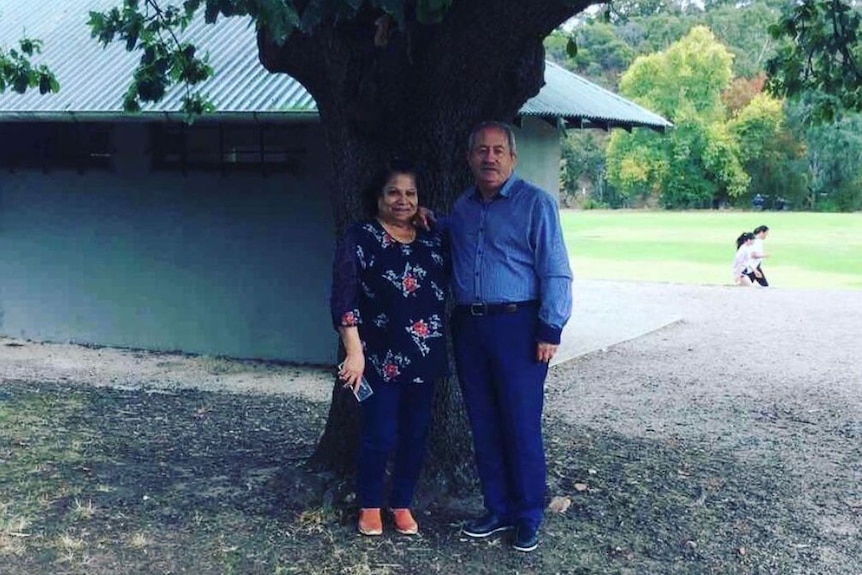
[452, 306, 549, 530]
[355, 377, 435, 509]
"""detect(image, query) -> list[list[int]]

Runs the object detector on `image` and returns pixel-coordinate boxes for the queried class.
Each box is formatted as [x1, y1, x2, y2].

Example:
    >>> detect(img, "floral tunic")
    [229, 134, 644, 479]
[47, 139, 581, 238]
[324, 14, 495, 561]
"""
[330, 220, 449, 384]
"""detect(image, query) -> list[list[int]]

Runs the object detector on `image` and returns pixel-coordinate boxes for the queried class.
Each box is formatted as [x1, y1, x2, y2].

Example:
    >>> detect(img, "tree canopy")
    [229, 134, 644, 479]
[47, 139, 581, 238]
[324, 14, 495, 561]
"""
[766, 0, 862, 124]
[605, 26, 748, 208]
[550, 0, 862, 212]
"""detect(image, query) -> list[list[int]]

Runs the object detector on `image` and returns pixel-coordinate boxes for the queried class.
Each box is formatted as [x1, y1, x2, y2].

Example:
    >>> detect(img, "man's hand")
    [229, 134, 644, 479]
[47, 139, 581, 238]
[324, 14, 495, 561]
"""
[536, 342, 558, 364]
[412, 206, 436, 230]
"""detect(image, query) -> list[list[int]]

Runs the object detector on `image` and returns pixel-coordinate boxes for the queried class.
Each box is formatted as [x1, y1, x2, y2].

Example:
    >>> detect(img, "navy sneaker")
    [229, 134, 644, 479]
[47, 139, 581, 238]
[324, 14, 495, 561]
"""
[461, 513, 515, 538]
[512, 523, 539, 552]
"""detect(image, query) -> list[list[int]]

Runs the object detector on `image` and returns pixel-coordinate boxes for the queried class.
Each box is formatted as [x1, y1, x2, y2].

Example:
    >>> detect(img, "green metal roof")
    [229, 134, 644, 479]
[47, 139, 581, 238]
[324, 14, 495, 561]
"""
[0, 0, 671, 131]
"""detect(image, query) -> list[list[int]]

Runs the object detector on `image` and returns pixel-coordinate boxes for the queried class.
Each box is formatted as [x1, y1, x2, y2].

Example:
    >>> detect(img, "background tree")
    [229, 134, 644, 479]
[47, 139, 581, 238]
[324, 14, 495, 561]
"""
[796, 110, 862, 211]
[550, 0, 862, 212]
[560, 130, 614, 207]
[766, 0, 862, 123]
[704, 0, 779, 78]
[565, 22, 635, 85]
[90, 0, 599, 484]
[728, 92, 807, 208]
[605, 26, 748, 208]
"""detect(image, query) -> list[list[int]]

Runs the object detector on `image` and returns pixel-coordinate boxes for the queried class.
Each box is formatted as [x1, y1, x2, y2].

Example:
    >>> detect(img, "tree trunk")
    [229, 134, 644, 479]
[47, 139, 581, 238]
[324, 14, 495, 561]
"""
[257, 0, 591, 488]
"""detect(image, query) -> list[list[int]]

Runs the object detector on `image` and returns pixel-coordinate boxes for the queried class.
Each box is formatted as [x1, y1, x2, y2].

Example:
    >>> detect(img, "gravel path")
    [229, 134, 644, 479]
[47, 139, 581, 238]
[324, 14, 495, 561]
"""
[545, 281, 862, 572]
[548, 281, 861, 445]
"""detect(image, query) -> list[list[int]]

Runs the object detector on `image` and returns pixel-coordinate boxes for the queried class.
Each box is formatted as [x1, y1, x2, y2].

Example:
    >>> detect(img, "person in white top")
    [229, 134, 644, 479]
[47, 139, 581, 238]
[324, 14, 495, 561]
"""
[747, 225, 770, 286]
[732, 232, 757, 286]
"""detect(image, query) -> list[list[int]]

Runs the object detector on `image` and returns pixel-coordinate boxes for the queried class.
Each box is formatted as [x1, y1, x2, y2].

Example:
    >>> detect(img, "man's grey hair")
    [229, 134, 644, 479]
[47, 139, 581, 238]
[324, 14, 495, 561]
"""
[467, 121, 518, 156]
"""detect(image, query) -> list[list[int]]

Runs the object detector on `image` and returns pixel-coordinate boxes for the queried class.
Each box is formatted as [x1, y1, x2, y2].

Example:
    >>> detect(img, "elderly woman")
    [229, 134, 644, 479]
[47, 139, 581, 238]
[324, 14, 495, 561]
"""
[330, 159, 449, 536]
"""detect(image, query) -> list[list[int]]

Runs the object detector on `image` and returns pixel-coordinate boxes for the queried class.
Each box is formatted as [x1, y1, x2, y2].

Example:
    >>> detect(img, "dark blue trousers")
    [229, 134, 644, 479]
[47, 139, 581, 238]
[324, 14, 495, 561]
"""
[452, 307, 549, 530]
[356, 377, 435, 509]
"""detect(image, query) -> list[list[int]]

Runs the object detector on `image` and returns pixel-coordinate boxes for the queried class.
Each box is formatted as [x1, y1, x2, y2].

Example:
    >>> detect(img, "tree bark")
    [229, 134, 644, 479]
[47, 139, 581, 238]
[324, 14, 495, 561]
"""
[257, 0, 592, 487]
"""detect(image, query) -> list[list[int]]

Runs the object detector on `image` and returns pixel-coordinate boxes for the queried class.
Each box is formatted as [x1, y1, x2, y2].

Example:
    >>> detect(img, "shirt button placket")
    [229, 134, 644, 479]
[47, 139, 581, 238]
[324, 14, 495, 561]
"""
[475, 204, 486, 300]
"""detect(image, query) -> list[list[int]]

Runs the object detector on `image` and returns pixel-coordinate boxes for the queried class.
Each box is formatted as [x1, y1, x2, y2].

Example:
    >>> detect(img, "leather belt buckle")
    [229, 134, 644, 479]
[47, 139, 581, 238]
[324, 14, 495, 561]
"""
[470, 303, 486, 316]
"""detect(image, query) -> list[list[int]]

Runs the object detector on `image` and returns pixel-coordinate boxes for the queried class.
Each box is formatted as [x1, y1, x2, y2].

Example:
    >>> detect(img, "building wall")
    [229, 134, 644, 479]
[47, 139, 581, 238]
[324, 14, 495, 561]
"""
[514, 117, 562, 198]
[0, 119, 561, 363]
[0, 122, 338, 364]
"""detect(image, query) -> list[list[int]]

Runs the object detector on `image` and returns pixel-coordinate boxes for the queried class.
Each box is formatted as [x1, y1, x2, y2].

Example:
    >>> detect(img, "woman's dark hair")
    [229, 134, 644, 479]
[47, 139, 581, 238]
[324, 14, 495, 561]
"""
[753, 225, 769, 235]
[736, 232, 755, 249]
[363, 157, 418, 218]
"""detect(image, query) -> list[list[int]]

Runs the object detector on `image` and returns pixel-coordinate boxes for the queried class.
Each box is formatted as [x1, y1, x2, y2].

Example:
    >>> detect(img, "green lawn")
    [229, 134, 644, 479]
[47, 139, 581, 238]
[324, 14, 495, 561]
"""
[562, 210, 862, 289]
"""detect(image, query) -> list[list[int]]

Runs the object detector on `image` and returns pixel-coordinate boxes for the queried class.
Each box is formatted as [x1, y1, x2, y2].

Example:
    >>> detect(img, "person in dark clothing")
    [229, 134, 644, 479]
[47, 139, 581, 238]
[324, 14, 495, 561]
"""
[330, 159, 449, 537]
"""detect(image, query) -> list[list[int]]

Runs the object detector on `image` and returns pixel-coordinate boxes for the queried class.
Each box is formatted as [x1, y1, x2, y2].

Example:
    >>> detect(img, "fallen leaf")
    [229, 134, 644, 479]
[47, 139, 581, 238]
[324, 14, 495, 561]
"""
[574, 482, 589, 492]
[547, 496, 571, 513]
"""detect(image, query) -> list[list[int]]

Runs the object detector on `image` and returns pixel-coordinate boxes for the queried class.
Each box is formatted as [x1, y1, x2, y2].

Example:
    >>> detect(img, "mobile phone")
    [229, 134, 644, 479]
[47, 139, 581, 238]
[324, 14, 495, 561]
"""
[353, 376, 373, 402]
[338, 362, 374, 402]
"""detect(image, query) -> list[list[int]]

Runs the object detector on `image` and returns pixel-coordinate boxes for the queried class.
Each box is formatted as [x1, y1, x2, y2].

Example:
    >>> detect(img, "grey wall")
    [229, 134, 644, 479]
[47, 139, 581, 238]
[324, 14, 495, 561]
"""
[0, 122, 338, 364]
[514, 117, 562, 198]
[0, 118, 561, 364]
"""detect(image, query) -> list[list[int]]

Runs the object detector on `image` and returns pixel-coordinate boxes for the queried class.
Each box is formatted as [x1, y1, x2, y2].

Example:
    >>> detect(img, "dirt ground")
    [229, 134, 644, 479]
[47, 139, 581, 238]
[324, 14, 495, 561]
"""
[1, 280, 861, 574]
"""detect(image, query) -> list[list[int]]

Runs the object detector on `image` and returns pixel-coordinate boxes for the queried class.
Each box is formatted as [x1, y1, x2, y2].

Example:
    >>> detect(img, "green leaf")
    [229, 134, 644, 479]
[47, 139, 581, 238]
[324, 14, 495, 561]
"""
[19, 39, 36, 56]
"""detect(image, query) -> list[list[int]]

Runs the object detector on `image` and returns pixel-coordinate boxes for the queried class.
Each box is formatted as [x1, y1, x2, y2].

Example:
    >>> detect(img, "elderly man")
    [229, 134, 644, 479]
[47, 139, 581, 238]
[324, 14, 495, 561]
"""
[450, 121, 573, 552]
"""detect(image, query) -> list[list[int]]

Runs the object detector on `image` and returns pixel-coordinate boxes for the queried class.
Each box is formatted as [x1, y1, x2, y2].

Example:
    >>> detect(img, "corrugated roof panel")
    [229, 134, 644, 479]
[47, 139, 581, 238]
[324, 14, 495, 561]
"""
[0, 0, 669, 130]
[0, 0, 315, 116]
[523, 61, 671, 130]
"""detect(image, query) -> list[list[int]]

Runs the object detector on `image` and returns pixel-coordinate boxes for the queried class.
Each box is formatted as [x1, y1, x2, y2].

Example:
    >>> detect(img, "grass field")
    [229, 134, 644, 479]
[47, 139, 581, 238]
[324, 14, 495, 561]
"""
[562, 210, 862, 290]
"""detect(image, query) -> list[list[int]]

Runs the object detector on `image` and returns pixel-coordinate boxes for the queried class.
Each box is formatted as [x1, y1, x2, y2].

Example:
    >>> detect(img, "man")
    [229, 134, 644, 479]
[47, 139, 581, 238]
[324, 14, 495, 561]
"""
[449, 121, 573, 552]
[748, 225, 770, 286]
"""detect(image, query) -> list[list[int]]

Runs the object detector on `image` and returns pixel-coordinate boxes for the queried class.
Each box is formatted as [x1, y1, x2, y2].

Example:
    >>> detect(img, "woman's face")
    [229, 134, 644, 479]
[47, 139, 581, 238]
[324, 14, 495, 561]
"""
[377, 173, 418, 224]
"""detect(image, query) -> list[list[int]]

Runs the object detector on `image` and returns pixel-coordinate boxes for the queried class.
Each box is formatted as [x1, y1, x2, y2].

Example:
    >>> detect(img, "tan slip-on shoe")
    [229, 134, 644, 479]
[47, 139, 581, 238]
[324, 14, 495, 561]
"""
[358, 508, 383, 536]
[391, 508, 418, 535]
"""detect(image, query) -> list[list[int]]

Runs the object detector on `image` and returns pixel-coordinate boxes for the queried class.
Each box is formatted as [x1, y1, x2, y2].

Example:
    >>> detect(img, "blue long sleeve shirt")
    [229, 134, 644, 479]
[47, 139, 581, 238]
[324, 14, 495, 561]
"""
[449, 174, 573, 344]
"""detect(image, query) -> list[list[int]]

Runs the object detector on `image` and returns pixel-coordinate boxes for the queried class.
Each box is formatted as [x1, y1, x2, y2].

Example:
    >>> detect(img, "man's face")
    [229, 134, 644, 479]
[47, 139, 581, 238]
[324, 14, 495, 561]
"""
[467, 127, 517, 197]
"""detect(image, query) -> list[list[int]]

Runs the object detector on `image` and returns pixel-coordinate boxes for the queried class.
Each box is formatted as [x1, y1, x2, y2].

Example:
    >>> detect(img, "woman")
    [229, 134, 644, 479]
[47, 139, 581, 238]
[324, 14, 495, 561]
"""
[330, 159, 448, 536]
[732, 232, 757, 286]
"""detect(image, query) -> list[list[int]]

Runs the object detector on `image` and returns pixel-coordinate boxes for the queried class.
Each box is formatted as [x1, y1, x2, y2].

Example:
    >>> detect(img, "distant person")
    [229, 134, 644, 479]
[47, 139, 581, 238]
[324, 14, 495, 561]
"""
[330, 158, 449, 537]
[747, 225, 770, 286]
[752, 194, 765, 210]
[732, 232, 757, 286]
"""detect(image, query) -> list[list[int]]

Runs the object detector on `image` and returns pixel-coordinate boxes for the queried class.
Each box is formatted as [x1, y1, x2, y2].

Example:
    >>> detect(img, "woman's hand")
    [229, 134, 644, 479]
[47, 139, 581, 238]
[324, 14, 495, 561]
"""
[338, 353, 366, 393]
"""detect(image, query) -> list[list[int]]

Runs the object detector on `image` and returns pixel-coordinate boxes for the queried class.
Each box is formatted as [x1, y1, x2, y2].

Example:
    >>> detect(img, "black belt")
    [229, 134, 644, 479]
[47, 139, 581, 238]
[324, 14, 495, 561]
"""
[455, 300, 538, 317]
